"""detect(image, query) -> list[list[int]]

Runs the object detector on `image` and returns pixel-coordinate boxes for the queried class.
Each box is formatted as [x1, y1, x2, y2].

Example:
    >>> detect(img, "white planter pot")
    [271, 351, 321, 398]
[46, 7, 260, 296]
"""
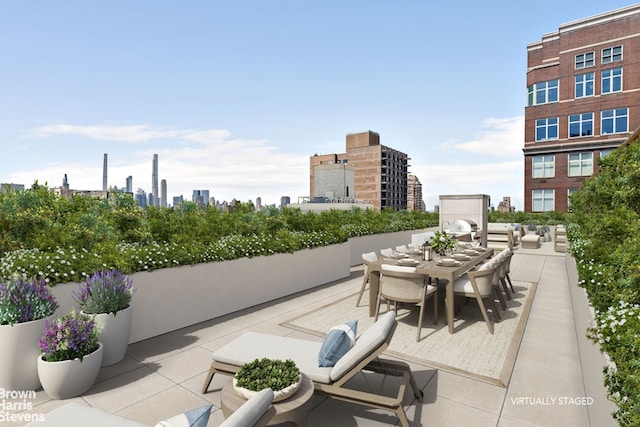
[233, 374, 302, 403]
[87, 306, 132, 366]
[0, 316, 49, 391]
[38, 342, 103, 399]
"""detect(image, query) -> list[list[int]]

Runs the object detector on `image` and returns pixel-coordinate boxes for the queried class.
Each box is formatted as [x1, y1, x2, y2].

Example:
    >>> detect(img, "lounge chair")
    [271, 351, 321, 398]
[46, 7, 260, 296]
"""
[201, 311, 424, 427]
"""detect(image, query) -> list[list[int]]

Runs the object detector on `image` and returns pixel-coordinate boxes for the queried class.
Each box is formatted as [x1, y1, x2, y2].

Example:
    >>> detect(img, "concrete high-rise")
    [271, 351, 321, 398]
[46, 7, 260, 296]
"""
[103, 153, 108, 192]
[161, 179, 167, 207]
[524, 5, 640, 212]
[152, 154, 159, 207]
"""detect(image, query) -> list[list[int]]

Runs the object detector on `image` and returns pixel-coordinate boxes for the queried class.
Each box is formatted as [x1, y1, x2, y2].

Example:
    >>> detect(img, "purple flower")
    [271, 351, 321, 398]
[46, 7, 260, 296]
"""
[39, 310, 99, 362]
[0, 275, 59, 325]
[73, 269, 134, 315]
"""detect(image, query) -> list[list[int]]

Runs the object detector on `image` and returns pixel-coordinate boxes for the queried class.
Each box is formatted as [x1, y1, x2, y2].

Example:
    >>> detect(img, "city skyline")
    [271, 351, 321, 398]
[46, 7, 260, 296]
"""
[1, 1, 635, 210]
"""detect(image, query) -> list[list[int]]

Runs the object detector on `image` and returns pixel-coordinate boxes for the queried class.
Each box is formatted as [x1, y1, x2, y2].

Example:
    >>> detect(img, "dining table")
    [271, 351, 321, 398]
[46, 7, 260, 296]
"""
[367, 247, 494, 334]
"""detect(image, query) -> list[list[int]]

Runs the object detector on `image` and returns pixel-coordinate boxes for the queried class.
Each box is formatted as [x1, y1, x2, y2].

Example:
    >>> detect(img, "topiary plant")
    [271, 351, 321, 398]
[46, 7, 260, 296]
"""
[234, 358, 300, 392]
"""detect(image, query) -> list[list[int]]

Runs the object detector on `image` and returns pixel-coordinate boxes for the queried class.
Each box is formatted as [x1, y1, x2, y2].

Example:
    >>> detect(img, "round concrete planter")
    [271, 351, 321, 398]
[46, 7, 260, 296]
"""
[38, 342, 103, 399]
[0, 316, 49, 391]
[88, 305, 132, 366]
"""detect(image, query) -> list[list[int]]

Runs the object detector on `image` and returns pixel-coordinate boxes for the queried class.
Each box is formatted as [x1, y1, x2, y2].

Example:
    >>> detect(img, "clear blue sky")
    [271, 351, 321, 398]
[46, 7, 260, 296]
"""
[1, 1, 636, 210]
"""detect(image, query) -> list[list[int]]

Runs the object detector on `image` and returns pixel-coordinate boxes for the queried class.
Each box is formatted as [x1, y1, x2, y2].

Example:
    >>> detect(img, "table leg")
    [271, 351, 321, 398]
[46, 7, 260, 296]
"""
[369, 271, 380, 317]
[446, 273, 454, 334]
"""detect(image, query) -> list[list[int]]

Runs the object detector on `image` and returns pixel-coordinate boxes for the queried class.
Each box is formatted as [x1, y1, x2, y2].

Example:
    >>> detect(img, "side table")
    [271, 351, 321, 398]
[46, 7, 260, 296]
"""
[221, 373, 314, 426]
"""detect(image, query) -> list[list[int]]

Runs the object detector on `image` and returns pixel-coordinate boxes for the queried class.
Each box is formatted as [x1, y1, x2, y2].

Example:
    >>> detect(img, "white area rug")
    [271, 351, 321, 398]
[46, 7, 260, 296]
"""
[282, 280, 537, 387]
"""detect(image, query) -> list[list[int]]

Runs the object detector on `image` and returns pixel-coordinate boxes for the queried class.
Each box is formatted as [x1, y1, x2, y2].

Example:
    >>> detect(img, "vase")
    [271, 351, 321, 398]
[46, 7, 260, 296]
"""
[38, 342, 103, 399]
[0, 316, 50, 391]
[233, 374, 302, 402]
[84, 305, 132, 366]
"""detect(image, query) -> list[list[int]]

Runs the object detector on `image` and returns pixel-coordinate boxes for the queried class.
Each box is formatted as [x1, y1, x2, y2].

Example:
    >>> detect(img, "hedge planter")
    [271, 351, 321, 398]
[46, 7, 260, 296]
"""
[0, 317, 50, 391]
[89, 305, 132, 366]
[38, 342, 103, 399]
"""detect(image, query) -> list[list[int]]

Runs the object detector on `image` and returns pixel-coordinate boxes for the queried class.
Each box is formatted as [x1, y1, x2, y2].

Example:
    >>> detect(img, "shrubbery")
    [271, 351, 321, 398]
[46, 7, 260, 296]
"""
[569, 129, 640, 426]
[0, 185, 438, 285]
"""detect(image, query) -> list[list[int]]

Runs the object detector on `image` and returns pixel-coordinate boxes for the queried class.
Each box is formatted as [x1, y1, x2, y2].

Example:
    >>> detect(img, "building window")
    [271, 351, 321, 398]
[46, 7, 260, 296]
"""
[567, 188, 579, 211]
[602, 45, 622, 64]
[602, 67, 622, 94]
[569, 112, 593, 138]
[532, 155, 555, 178]
[527, 80, 559, 106]
[535, 117, 558, 141]
[568, 152, 593, 177]
[600, 149, 613, 158]
[601, 108, 628, 134]
[575, 72, 594, 98]
[532, 189, 554, 212]
[575, 52, 594, 69]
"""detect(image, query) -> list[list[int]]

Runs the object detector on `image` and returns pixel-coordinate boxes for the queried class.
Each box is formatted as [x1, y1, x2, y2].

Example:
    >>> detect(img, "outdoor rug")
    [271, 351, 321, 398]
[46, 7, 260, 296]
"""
[281, 279, 537, 387]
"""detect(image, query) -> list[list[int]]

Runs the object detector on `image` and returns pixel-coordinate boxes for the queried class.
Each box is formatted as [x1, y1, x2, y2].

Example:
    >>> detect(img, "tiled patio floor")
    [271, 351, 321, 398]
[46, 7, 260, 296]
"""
[6, 243, 618, 426]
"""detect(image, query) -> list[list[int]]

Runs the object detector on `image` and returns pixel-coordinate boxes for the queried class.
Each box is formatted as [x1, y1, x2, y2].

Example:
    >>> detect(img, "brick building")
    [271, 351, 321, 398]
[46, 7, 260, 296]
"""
[309, 131, 410, 211]
[524, 4, 640, 212]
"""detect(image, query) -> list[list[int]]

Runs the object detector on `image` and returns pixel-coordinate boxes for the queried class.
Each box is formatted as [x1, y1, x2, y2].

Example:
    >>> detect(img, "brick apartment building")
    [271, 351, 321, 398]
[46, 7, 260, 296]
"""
[524, 4, 640, 212]
[309, 131, 412, 211]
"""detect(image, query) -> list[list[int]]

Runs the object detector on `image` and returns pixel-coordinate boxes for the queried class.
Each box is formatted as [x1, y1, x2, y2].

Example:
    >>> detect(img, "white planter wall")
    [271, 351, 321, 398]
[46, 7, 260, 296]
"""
[51, 243, 350, 343]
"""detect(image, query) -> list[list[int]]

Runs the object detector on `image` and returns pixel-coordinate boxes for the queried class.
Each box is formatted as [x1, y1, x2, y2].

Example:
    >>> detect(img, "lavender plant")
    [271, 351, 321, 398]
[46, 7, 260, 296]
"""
[39, 310, 99, 362]
[0, 275, 59, 325]
[74, 269, 134, 316]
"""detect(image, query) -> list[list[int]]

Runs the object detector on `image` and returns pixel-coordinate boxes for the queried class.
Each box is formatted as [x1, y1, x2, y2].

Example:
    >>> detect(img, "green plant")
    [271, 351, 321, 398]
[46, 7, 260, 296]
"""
[39, 310, 99, 362]
[234, 358, 300, 392]
[427, 230, 458, 255]
[73, 269, 135, 315]
[0, 275, 59, 325]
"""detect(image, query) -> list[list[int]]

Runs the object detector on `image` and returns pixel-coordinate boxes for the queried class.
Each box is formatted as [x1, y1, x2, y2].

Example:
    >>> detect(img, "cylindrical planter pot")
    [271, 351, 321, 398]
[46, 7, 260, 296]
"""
[0, 316, 49, 391]
[87, 306, 132, 366]
[38, 342, 103, 399]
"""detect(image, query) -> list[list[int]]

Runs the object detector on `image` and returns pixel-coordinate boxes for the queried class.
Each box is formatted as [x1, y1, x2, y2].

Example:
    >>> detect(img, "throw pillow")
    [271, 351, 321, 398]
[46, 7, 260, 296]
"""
[318, 320, 357, 367]
[154, 404, 212, 427]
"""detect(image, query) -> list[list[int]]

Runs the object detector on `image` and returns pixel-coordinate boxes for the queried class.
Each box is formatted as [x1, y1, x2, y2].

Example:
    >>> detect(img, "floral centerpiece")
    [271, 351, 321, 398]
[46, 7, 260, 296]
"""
[0, 275, 59, 326]
[74, 269, 135, 315]
[39, 310, 99, 362]
[73, 269, 135, 366]
[427, 230, 458, 255]
[234, 358, 301, 402]
[38, 310, 103, 399]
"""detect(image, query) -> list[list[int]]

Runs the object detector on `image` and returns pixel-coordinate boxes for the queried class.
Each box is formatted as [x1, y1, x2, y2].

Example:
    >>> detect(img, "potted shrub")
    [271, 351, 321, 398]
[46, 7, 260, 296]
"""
[0, 275, 59, 390]
[37, 310, 103, 399]
[74, 269, 135, 366]
[233, 358, 301, 402]
[427, 230, 458, 256]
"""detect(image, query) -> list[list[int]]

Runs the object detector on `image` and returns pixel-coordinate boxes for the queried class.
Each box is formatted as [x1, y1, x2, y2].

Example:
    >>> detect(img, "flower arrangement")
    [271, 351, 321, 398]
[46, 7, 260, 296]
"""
[234, 358, 300, 392]
[0, 275, 58, 326]
[427, 230, 458, 255]
[39, 310, 99, 362]
[74, 269, 134, 315]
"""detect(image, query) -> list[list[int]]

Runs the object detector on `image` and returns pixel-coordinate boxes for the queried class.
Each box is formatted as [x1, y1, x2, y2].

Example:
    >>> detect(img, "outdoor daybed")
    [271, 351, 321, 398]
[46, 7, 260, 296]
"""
[201, 311, 424, 427]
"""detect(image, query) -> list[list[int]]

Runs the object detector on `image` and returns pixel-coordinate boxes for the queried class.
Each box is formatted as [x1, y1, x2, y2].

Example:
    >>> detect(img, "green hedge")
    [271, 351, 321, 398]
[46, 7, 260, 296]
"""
[0, 185, 438, 285]
[569, 130, 640, 426]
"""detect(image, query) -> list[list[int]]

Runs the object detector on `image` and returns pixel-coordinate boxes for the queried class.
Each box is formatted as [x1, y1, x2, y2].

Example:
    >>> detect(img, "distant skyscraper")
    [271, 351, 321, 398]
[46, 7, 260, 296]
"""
[280, 196, 291, 208]
[161, 179, 167, 207]
[126, 176, 133, 193]
[135, 188, 147, 208]
[152, 154, 159, 207]
[255, 197, 262, 211]
[172, 195, 183, 206]
[103, 153, 108, 192]
[201, 190, 210, 206]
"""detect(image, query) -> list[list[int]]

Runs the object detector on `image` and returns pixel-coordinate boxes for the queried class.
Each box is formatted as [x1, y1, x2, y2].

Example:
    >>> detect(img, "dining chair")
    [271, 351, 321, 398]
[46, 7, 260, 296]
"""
[395, 245, 409, 253]
[375, 264, 437, 342]
[356, 252, 379, 307]
[380, 248, 394, 259]
[453, 263, 500, 333]
[502, 248, 515, 292]
[494, 249, 513, 301]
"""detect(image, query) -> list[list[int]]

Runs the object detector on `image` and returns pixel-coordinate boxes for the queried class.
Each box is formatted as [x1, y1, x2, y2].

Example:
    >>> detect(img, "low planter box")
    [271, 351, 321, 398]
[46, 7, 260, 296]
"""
[51, 243, 350, 343]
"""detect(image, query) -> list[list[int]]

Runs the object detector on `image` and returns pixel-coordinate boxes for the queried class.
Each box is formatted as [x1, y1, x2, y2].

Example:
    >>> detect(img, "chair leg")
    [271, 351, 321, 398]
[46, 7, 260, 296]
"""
[374, 292, 382, 320]
[500, 278, 512, 300]
[494, 285, 507, 310]
[356, 268, 369, 307]
[475, 296, 494, 334]
[488, 297, 501, 322]
[433, 291, 438, 325]
[201, 364, 216, 393]
[506, 273, 515, 292]
[417, 301, 425, 342]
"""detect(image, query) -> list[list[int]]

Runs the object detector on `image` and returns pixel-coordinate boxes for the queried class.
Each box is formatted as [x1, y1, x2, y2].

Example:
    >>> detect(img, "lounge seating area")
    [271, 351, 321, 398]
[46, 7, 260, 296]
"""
[9, 243, 615, 427]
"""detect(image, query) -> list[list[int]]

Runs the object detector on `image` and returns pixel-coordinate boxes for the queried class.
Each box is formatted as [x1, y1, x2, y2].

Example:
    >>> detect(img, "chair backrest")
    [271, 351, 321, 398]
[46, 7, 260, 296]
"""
[468, 265, 496, 296]
[395, 245, 408, 253]
[380, 248, 394, 258]
[411, 232, 435, 248]
[380, 264, 426, 301]
[362, 251, 378, 264]
[219, 387, 274, 427]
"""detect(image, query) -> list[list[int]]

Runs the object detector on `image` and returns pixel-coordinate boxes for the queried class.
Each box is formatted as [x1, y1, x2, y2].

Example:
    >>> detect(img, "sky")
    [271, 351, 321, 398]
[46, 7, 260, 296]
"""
[1, 1, 636, 211]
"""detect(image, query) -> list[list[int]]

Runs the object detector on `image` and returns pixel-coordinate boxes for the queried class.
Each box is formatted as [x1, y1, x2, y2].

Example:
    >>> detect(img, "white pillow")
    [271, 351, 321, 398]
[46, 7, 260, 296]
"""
[154, 405, 211, 427]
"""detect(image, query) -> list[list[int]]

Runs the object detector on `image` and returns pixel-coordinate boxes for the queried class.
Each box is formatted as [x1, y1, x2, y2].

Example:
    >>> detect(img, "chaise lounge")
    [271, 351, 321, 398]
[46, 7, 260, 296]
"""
[201, 311, 424, 427]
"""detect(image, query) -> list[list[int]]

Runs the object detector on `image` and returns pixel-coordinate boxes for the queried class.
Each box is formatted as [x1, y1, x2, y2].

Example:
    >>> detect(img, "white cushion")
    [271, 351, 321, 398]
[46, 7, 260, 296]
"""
[330, 311, 396, 381]
[219, 388, 273, 427]
[155, 405, 211, 427]
[318, 320, 358, 367]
